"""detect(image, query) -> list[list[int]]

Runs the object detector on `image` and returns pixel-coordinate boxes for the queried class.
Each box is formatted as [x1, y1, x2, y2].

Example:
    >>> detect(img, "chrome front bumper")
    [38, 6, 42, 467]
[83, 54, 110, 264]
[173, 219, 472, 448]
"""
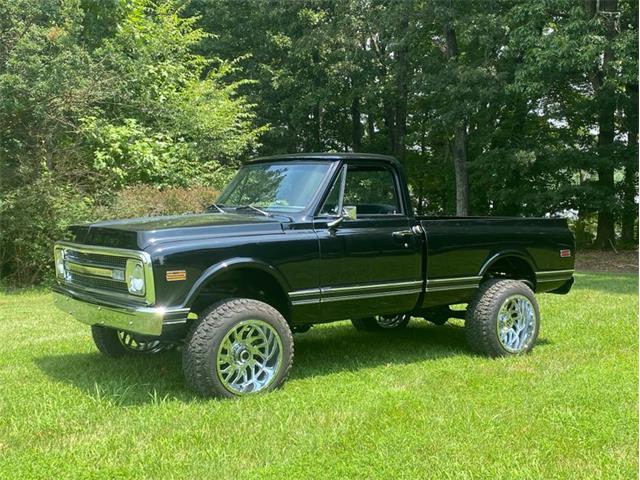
[52, 286, 189, 336]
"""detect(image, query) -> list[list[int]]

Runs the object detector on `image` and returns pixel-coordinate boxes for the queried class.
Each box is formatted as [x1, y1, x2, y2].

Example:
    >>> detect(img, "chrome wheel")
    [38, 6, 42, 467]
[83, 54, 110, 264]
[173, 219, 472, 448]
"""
[216, 319, 283, 395]
[375, 314, 410, 329]
[496, 295, 537, 353]
[117, 330, 164, 353]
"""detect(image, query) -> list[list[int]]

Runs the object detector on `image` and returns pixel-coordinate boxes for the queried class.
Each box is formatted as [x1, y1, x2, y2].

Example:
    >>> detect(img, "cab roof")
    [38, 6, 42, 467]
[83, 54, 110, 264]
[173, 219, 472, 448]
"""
[249, 152, 399, 164]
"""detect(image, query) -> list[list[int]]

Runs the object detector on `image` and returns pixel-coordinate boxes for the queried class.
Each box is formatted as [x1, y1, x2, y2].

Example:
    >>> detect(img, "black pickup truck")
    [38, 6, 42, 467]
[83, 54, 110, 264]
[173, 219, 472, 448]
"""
[53, 153, 575, 398]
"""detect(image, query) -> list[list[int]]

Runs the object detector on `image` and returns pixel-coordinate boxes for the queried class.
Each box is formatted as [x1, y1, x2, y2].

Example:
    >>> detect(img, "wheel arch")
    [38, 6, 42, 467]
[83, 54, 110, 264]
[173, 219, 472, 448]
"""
[478, 252, 537, 290]
[184, 258, 292, 319]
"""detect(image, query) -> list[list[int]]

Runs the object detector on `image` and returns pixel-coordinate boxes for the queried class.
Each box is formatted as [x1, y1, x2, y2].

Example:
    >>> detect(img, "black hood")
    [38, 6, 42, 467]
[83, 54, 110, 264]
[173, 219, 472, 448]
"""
[68, 213, 286, 250]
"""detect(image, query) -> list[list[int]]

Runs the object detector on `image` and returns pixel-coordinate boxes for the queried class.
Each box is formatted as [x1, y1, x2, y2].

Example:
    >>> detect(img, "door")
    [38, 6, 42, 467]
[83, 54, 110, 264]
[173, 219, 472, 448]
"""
[313, 161, 423, 321]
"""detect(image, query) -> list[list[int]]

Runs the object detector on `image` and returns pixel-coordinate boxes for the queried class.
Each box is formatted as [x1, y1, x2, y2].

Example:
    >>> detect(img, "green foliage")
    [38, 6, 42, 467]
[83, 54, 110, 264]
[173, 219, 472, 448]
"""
[0, 0, 263, 285]
[0, 176, 94, 285]
[192, 0, 637, 237]
[94, 185, 221, 219]
[1, 0, 638, 286]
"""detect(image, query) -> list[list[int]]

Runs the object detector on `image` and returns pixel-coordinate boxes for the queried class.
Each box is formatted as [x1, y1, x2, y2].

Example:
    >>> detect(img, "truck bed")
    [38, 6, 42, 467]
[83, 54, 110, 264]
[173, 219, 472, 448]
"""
[418, 216, 575, 308]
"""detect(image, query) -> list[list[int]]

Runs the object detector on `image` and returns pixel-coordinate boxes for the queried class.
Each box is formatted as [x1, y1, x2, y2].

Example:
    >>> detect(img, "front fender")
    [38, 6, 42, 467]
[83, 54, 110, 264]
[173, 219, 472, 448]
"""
[183, 257, 291, 308]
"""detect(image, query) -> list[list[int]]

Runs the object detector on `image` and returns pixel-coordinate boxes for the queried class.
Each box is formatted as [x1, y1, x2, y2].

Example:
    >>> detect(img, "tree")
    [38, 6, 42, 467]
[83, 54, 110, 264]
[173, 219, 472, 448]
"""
[0, 0, 264, 284]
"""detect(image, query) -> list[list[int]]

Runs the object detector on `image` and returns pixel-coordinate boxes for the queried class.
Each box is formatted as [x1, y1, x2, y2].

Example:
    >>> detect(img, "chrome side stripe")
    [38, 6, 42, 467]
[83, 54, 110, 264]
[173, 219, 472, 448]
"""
[536, 269, 574, 283]
[289, 269, 576, 305]
[321, 288, 422, 304]
[288, 288, 321, 299]
[322, 280, 423, 295]
[425, 284, 478, 292]
[288, 280, 423, 306]
[426, 276, 482, 286]
[425, 276, 482, 292]
[536, 269, 575, 277]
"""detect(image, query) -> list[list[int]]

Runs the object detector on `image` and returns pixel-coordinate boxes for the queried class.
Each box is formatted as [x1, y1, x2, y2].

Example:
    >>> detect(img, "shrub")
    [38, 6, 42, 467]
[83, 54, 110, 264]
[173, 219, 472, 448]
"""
[0, 178, 94, 286]
[94, 185, 221, 219]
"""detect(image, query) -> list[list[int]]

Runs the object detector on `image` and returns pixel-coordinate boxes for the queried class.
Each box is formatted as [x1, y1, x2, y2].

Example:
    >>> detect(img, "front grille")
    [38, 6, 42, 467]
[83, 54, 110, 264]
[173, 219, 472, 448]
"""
[65, 250, 127, 269]
[68, 271, 129, 294]
[62, 247, 132, 298]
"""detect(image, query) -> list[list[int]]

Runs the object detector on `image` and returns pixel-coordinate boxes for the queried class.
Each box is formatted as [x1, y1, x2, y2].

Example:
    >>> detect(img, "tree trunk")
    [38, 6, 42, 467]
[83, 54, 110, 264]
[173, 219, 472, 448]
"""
[621, 83, 638, 245]
[367, 112, 375, 143]
[452, 124, 470, 216]
[394, 13, 409, 162]
[383, 100, 395, 154]
[444, 21, 469, 216]
[351, 96, 362, 151]
[591, 0, 618, 249]
[313, 102, 322, 151]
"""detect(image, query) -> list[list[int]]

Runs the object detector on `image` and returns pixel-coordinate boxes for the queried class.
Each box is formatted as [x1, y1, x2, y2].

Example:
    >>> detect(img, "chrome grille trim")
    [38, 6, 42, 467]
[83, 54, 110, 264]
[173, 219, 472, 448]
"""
[54, 241, 155, 305]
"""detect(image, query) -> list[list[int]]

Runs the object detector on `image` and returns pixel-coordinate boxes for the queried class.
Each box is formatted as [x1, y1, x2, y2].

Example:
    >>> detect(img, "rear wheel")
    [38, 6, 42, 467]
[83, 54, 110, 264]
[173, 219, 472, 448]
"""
[91, 326, 166, 357]
[351, 313, 410, 331]
[182, 298, 294, 398]
[465, 279, 540, 357]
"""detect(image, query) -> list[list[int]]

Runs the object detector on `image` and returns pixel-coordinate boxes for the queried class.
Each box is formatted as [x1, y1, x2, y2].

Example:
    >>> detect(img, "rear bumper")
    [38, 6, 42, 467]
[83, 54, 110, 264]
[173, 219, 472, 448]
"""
[52, 286, 189, 336]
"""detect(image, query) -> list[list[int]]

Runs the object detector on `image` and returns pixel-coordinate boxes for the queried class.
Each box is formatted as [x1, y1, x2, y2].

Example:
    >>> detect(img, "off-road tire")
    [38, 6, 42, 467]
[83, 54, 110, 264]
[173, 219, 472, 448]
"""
[465, 279, 540, 357]
[91, 326, 129, 357]
[182, 298, 294, 399]
[351, 314, 410, 331]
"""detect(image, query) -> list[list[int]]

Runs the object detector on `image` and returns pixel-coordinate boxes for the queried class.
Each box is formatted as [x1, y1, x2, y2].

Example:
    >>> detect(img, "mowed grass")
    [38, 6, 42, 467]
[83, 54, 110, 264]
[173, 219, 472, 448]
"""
[0, 273, 637, 479]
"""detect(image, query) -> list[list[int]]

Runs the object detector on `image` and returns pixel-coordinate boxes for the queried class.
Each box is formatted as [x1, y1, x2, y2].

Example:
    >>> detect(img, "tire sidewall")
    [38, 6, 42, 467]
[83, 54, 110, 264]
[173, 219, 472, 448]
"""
[186, 299, 293, 398]
[482, 281, 540, 356]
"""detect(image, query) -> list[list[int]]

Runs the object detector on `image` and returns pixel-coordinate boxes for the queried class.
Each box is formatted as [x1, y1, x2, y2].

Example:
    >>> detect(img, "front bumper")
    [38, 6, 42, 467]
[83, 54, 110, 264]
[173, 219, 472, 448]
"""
[53, 286, 189, 336]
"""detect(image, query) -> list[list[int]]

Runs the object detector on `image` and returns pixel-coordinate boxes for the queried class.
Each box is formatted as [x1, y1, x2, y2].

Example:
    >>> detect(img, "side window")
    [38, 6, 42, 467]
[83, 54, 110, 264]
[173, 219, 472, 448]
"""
[319, 171, 342, 215]
[343, 166, 401, 215]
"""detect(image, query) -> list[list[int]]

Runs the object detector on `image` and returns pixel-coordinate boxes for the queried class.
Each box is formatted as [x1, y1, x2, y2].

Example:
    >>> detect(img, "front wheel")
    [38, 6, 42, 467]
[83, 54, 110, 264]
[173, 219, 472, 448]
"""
[91, 326, 166, 357]
[351, 314, 410, 331]
[182, 298, 294, 398]
[465, 279, 540, 357]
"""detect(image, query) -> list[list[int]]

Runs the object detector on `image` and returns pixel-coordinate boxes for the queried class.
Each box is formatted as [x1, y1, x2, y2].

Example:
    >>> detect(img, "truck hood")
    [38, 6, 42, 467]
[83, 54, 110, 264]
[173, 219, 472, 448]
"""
[68, 213, 286, 250]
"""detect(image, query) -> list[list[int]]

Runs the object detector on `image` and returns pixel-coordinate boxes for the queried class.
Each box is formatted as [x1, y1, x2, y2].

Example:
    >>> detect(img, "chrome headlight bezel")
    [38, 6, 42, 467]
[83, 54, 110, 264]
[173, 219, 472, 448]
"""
[54, 247, 67, 279]
[125, 258, 146, 296]
[53, 241, 156, 305]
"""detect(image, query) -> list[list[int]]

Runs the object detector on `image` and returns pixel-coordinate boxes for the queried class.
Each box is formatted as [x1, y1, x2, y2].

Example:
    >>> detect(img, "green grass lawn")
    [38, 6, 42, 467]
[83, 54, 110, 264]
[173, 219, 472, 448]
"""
[0, 273, 637, 479]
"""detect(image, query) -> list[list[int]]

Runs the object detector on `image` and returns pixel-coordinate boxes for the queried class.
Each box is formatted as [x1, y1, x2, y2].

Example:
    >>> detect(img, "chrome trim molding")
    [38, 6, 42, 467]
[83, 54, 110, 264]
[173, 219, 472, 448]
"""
[54, 241, 156, 305]
[536, 269, 575, 283]
[288, 280, 423, 305]
[65, 260, 117, 279]
[321, 288, 422, 303]
[322, 280, 422, 295]
[290, 298, 322, 306]
[288, 288, 322, 299]
[536, 269, 575, 277]
[425, 284, 479, 292]
[288, 269, 575, 306]
[426, 276, 482, 285]
[425, 276, 482, 292]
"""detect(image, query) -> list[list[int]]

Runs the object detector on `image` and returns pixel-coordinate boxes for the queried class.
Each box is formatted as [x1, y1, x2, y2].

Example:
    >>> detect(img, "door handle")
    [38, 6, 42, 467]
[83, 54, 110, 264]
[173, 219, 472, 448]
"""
[392, 230, 413, 239]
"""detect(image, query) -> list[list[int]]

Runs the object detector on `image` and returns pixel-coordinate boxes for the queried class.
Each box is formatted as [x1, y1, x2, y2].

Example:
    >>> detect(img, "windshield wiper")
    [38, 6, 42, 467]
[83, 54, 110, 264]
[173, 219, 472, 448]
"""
[205, 204, 226, 213]
[235, 204, 270, 217]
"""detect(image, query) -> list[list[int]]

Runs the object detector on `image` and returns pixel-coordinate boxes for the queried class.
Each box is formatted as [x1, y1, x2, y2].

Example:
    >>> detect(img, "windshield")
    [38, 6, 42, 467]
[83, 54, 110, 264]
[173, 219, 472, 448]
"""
[217, 162, 331, 213]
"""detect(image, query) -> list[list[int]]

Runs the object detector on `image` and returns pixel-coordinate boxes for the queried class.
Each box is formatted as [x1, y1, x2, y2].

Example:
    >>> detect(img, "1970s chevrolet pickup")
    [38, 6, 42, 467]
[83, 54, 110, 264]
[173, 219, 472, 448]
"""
[53, 153, 575, 398]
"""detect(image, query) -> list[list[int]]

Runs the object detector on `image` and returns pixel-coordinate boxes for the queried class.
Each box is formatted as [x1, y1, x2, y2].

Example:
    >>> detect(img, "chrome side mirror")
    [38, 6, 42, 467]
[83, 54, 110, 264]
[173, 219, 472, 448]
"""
[343, 205, 357, 220]
[327, 206, 357, 229]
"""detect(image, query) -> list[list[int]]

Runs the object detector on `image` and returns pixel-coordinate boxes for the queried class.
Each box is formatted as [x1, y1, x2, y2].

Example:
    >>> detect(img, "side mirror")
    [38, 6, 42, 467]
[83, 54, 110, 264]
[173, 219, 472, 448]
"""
[327, 206, 357, 229]
[343, 205, 357, 220]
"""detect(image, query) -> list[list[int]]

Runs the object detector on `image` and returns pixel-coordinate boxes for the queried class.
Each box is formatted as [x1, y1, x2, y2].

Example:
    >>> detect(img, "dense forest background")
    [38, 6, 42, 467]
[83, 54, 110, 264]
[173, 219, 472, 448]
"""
[0, 0, 638, 286]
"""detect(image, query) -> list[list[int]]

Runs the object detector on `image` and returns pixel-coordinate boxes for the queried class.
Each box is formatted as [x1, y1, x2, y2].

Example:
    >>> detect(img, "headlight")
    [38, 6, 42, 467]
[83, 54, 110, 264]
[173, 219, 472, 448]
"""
[126, 259, 146, 296]
[54, 248, 66, 279]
